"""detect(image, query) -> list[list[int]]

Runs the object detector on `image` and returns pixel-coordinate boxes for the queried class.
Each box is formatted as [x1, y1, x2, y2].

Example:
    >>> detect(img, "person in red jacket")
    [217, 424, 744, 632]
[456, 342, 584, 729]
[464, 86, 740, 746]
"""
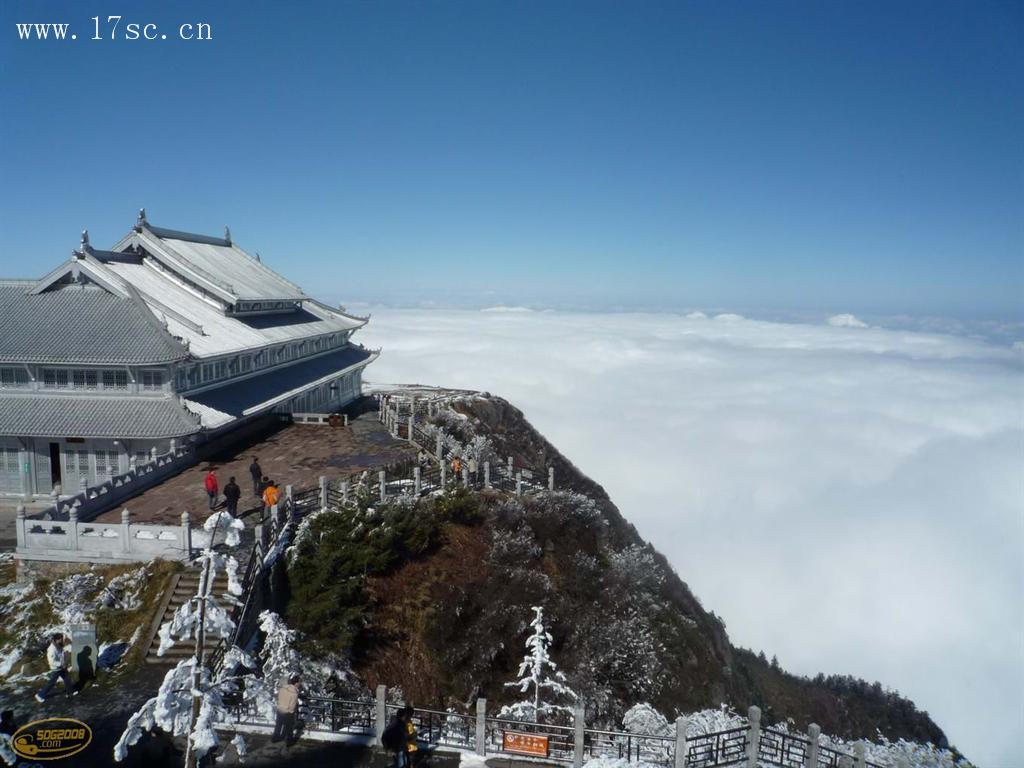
[204, 469, 219, 510]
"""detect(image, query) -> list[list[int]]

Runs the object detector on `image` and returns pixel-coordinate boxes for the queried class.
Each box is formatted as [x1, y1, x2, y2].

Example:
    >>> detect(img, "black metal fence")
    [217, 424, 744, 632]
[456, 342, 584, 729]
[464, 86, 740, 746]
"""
[223, 694, 882, 768]
[686, 726, 748, 768]
[760, 728, 809, 768]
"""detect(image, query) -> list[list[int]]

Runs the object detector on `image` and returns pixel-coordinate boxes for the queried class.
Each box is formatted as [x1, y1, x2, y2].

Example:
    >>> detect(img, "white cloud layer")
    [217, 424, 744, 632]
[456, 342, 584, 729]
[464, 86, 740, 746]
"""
[360, 309, 1023, 767]
[827, 313, 869, 328]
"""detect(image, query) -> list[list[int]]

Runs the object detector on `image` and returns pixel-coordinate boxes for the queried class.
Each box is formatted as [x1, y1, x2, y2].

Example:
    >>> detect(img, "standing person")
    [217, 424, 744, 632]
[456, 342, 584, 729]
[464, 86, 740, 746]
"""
[204, 469, 219, 510]
[468, 456, 478, 484]
[223, 476, 241, 517]
[451, 456, 461, 477]
[382, 705, 416, 768]
[262, 479, 280, 521]
[271, 674, 301, 746]
[249, 457, 263, 497]
[401, 705, 418, 768]
[35, 634, 73, 702]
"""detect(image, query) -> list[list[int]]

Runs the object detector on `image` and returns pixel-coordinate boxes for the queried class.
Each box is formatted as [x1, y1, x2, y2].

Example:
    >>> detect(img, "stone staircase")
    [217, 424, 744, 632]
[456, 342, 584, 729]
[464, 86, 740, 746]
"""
[143, 567, 231, 665]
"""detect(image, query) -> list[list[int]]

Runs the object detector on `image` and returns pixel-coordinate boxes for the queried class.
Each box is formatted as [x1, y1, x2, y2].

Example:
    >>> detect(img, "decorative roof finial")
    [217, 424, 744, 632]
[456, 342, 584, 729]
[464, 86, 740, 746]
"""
[80, 229, 90, 249]
[224, 226, 231, 245]
[137, 208, 147, 226]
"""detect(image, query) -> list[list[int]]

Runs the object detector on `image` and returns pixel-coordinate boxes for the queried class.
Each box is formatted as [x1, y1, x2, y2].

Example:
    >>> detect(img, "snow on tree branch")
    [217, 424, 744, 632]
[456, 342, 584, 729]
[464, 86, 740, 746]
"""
[499, 605, 576, 723]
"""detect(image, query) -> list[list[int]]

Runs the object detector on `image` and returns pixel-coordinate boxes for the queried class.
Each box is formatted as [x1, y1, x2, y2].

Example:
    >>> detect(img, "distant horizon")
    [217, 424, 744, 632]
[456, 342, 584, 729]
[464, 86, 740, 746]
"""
[338, 298, 1024, 347]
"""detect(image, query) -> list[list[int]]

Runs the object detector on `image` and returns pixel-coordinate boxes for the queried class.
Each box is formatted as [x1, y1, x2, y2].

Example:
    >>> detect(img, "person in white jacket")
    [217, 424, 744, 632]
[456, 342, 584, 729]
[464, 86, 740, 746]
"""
[34, 634, 73, 702]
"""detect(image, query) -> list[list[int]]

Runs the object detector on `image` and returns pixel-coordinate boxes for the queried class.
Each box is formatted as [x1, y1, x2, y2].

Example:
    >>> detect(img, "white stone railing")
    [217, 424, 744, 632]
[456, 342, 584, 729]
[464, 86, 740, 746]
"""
[15, 508, 199, 565]
[51, 442, 194, 523]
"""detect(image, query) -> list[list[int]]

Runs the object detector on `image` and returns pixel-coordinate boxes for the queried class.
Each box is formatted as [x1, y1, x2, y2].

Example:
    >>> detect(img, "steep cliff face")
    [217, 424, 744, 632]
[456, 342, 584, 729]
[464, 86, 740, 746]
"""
[285, 393, 948, 748]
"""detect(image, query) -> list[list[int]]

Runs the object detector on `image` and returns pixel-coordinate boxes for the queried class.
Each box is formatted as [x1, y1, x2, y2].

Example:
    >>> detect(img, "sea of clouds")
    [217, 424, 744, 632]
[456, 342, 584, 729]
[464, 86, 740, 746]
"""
[358, 308, 1022, 767]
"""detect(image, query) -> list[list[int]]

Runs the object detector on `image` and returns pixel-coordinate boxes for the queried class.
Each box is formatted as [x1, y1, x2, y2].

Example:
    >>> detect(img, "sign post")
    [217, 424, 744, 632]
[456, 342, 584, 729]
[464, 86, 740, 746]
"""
[502, 731, 550, 758]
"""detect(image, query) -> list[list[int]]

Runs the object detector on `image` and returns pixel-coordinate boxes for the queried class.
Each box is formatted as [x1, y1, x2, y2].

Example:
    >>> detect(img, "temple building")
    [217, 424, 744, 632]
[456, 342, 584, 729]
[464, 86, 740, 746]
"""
[0, 210, 377, 498]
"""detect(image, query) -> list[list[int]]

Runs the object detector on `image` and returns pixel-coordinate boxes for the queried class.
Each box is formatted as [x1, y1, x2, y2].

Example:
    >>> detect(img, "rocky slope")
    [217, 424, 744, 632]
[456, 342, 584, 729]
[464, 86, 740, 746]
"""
[284, 393, 952, 751]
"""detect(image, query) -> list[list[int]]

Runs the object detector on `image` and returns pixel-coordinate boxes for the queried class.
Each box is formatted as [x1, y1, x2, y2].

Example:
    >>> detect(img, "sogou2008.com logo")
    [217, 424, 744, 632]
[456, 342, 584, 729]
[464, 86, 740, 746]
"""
[11, 717, 92, 761]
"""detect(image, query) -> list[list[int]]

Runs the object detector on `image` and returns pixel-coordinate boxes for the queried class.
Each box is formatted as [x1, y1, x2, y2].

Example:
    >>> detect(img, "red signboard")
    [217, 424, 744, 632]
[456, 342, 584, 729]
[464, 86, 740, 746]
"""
[502, 731, 550, 757]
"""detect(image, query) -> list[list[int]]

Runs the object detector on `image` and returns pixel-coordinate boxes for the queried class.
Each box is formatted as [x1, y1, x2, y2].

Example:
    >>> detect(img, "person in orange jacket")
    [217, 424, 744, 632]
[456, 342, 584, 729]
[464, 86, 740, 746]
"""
[262, 480, 280, 521]
[204, 469, 219, 510]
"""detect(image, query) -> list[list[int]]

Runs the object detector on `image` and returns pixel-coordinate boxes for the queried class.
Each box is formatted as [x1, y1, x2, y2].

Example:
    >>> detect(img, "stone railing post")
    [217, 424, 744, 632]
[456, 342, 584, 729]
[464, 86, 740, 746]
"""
[391, 413, 399, 438]
[573, 704, 585, 768]
[150, 447, 157, 463]
[15, 506, 25, 549]
[343, 413, 349, 427]
[374, 684, 387, 745]
[516, 472, 522, 496]
[68, 508, 79, 550]
[435, 433, 443, 459]
[408, 416, 414, 443]
[548, 467, 555, 491]
[804, 724, 820, 768]
[414, 466, 421, 495]
[379, 470, 386, 503]
[129, 455, 137, 474]
[181, 511, 192, 559]
[507, 455, 513, 474]
[169, 438, 176, 454]
[475, 698, 487, 756]
[674, 716, 688, 768]
[854, 741, 866, 768]
[440, 461, 447, 487]
[746, 706, 761, 768]
[341, 481, 350, 505]
[484, 461, 491, 489]
[121, 509, 131, 553]
[461, 466, 469, 486]
[319, 476, 328, 508]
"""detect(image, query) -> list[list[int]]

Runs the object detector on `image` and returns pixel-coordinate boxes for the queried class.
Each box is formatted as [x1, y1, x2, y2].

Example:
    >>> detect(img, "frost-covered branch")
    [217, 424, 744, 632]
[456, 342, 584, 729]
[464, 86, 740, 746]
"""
[115, 511, 249, 764]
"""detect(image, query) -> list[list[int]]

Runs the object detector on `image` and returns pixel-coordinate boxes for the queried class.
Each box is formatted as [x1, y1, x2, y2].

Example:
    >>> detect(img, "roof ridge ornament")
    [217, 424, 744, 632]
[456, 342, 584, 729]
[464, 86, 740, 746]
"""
[224, 226, 231, 245]
[135, 208, 147, 232]
[73, 229, 90, 259]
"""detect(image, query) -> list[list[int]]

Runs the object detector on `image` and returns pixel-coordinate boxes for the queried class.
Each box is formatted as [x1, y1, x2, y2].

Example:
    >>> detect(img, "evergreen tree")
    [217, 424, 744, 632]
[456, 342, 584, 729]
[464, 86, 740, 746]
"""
[499, 606, 576, 723]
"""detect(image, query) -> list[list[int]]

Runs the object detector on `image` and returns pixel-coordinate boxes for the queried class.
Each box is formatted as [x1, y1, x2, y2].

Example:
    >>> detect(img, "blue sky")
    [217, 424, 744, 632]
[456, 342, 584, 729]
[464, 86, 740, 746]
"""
[1, 0, 1021, 319]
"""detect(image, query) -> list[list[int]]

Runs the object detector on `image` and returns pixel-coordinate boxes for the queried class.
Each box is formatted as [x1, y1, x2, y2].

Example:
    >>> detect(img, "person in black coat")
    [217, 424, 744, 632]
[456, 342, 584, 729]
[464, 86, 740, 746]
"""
[223, 477, 241, 517]
[249, 457, 262, 497]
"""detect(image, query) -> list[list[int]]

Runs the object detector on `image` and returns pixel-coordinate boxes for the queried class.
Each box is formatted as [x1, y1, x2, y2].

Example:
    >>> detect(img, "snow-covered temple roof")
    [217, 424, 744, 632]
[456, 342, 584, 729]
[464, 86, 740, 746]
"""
[0, 393, 200, 439]
[10, 214, 370, 362]
[0, 280, 188, 365]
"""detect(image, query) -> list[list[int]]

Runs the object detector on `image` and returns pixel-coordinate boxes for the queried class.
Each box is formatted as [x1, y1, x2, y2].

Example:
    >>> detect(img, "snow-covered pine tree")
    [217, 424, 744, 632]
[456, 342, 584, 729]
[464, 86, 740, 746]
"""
[114, 511, 249, 765]
[499, 606, 577, 723]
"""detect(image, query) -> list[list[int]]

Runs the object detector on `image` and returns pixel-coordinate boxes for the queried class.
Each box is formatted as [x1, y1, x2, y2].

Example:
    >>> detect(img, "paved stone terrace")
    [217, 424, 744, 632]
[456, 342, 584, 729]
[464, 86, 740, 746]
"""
[94, 411, 415, 525]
